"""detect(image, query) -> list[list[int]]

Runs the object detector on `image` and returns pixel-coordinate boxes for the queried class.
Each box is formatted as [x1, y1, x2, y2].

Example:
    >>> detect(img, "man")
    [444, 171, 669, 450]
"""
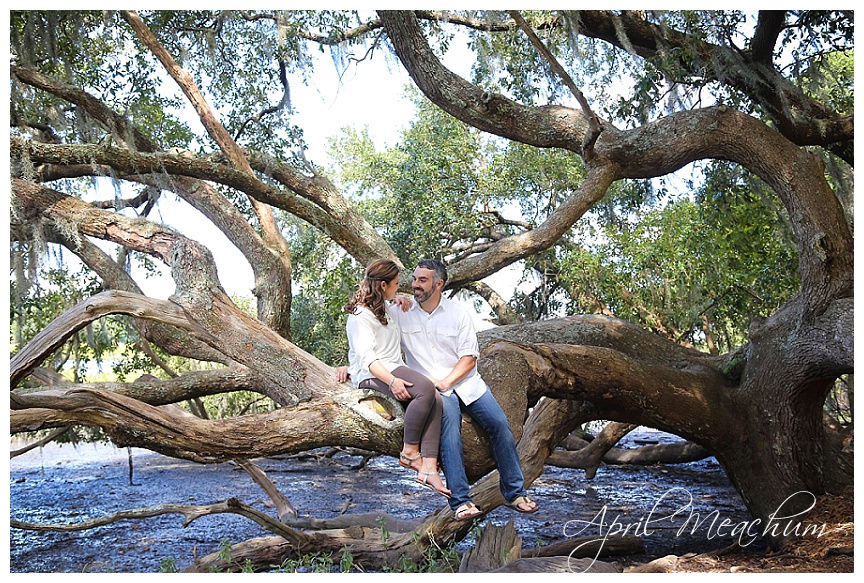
[387, 259, 538, 521]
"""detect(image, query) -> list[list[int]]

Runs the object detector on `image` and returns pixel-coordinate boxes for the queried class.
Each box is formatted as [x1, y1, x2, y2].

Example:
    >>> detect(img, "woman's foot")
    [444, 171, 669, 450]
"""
[415, 470, 451, 498]
[398, 451, 422, 471]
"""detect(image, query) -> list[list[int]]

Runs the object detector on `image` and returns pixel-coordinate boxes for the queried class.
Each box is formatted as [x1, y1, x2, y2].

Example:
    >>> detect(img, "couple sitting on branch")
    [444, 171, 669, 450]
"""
[339, 258, 538, 522]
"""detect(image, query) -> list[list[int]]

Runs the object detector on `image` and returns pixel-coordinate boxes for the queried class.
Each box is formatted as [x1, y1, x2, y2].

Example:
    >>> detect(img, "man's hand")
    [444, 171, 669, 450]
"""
[428, 377, 448, 392]
[432, 356, 476, 392]
[336, 366, 349, 383]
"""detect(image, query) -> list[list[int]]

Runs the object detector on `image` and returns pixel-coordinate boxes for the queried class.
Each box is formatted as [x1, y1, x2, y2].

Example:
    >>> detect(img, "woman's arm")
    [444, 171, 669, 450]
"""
[369, 359, 413, 400]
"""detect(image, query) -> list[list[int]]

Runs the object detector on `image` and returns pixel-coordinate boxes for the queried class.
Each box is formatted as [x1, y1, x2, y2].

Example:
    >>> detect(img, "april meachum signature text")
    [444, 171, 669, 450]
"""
[564, 488, 826, 553]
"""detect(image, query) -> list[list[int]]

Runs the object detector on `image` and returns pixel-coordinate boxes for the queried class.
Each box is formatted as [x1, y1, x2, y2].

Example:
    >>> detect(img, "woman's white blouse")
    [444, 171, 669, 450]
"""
[346, 305, 404, 388]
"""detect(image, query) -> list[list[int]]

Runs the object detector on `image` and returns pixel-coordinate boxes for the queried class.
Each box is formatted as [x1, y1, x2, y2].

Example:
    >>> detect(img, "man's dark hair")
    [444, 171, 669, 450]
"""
[417, 258, 448, 284]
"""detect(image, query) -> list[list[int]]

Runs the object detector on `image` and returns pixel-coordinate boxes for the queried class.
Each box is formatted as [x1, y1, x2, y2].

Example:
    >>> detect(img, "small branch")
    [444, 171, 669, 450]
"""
[91, 186, 160, 213]
[558, 421, 636, 479]
[134, 336, 179, 378]
[10, 498, 313, 548]
[508, 11, 602, 159]
[235, 59, 291, 141]
[463, 280, 524, 326]
[10, 425, 74, 458]
[234, 459, 298, 522]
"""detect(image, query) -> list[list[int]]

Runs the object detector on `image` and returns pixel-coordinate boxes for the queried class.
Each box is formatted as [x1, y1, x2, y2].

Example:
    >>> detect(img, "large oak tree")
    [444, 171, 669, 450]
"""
[9, 9, 853, 571]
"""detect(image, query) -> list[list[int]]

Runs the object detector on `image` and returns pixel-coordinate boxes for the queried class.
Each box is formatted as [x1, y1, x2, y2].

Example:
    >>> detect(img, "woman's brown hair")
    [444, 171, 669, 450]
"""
[344, 259, 400, 325]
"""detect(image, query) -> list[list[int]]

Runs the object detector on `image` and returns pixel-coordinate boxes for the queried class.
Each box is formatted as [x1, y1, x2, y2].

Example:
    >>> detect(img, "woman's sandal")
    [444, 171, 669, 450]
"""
[454, 502, 482, 521]
[398, 452, 422, 471]
[504, 495, 539, 513]
[415, 471, 451, 498]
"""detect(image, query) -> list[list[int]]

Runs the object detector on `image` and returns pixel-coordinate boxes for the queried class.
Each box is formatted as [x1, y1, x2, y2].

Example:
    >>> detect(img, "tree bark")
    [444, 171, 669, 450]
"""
[458, 521, 522, 572]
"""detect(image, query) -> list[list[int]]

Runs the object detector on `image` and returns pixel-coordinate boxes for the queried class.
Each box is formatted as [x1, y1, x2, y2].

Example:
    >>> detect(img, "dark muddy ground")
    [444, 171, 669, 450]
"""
[9, 429, 755, 573]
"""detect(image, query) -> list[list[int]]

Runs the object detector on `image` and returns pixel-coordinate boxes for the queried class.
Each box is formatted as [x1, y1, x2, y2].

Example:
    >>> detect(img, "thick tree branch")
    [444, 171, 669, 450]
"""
[548, 439, 711, 470]
[21, 218, 228, 364]
[121, 11, 250, 174]
[556, 421, 636, 479]
[12, 139, 396, 269]
[484, 340, 731, 444]
[750, 11, 786, 63]
[477, 314, 731, 439]
[10, 179, 342, 405]
[11, 386, 403, 461]
[10, 65, 154, 151]
[13, 367, 258, 408]
[447, 164, 618, 287]
[569, 10, 852, 161]
[11, 65, 294, 337]
[9, 289, 211, 389]
[378, 11, 592, 153]
[121, 10, 295, 335]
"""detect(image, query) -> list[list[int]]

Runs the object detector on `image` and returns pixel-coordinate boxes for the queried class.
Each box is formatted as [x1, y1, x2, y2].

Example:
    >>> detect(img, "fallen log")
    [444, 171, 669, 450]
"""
[549, 439, 710, 470]
[522, 533, 644, 558]
[491, 556, 621, 573]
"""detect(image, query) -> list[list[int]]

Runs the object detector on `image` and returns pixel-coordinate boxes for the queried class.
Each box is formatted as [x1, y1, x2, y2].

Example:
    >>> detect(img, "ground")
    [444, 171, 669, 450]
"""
[9, 433, 854, 574]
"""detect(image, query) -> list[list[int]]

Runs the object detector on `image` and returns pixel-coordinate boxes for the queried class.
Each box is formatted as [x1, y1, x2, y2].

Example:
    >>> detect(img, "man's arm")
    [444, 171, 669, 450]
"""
[432, 355, 477, 391]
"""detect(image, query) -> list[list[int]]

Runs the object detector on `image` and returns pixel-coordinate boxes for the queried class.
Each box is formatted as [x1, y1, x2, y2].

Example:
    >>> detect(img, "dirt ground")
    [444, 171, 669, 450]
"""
[8, 430, 854, 574]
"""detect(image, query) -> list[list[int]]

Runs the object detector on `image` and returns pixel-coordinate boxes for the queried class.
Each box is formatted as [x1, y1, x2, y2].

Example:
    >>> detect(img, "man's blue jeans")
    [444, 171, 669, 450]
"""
[440, 388, 526, 511]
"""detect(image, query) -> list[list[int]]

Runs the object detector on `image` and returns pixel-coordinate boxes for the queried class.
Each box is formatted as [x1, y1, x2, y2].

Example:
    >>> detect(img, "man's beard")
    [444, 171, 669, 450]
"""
[413, 287, 433, 304]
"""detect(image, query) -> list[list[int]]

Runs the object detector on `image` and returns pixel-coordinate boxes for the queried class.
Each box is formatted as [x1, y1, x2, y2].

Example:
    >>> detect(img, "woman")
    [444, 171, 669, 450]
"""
[344, 259, 450, 498]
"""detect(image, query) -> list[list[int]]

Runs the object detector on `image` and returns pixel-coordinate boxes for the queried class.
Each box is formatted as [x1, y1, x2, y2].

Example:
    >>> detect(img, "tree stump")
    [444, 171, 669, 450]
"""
[458, 521, 522, 572]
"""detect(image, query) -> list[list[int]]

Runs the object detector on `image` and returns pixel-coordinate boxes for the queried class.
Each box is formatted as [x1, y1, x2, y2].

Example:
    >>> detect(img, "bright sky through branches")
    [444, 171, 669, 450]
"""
[130, 32, 516, 329]
[136, 45, 421, 300]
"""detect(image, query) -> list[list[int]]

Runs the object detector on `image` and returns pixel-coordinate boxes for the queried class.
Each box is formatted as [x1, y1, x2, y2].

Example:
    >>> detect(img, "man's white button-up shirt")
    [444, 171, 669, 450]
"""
[388, 296, 488, 405]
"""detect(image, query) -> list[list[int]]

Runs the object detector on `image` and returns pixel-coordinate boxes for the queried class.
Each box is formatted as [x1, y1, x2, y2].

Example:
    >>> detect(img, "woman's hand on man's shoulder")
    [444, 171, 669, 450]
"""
[391, 295, 413, 312]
